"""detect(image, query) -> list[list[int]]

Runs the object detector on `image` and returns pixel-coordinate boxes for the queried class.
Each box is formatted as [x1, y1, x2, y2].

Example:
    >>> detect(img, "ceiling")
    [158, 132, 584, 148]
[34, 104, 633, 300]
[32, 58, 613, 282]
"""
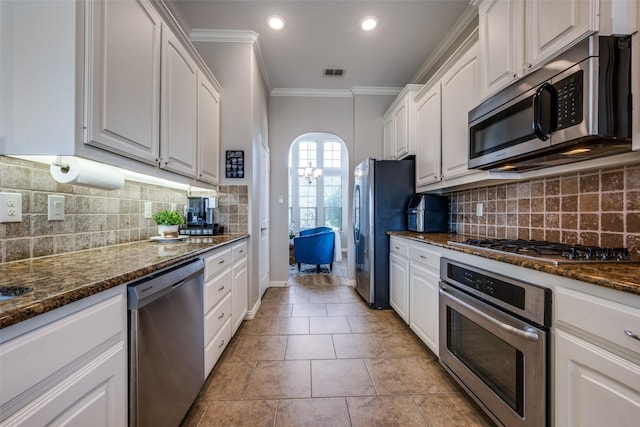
[172, 0, 474, 93]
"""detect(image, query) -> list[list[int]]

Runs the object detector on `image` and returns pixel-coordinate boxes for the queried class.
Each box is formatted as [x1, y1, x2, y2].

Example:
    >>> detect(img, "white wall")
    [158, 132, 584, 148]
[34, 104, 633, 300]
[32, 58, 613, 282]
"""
[194, 40, 268, 311]
[268, 94, 395, 285]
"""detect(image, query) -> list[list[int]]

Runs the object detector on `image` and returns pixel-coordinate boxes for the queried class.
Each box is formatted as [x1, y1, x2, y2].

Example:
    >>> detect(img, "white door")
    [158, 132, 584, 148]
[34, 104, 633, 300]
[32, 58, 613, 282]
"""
[259, 143, 270, 297]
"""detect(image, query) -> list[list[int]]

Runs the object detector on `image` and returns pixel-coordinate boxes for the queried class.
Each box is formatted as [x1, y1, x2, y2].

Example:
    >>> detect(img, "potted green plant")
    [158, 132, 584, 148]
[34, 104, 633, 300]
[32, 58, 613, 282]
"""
[152, 209, 184, 237]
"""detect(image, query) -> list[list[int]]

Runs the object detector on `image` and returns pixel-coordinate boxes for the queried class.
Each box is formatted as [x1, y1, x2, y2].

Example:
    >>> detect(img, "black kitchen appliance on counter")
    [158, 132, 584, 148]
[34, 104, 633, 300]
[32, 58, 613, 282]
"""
[406, 194, 448, 233]
[181, 196, 224, 235]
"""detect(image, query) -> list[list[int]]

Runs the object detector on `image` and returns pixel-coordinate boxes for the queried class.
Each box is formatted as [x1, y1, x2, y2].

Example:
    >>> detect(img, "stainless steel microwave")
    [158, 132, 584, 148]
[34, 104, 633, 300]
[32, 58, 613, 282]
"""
[468, 35, 632, 172]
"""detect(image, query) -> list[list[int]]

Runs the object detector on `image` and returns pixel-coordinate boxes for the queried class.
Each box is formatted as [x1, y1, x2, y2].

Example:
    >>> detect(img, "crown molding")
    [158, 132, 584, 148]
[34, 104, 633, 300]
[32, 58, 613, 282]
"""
[410, 4, 479, 84]
[351, 86, 402, 96]
[190, 29, 259, 43]
[190, 29, 271, 91]
[270, 88, 354, 98]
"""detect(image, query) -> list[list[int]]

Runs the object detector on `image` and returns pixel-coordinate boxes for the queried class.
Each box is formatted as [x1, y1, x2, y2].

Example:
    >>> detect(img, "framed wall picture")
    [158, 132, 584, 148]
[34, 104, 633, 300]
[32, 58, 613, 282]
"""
[225, 150, 244, 178]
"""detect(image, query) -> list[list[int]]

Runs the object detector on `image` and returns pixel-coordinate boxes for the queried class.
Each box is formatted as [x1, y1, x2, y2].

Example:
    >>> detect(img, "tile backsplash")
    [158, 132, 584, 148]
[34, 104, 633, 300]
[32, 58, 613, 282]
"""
[0, 156, 248, 263]
[449, 162, 640, 255]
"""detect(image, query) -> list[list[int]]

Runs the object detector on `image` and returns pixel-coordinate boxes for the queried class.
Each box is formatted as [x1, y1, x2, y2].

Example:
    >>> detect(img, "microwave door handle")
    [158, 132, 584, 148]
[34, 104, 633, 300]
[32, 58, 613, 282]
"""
[532, 83, 558, 141]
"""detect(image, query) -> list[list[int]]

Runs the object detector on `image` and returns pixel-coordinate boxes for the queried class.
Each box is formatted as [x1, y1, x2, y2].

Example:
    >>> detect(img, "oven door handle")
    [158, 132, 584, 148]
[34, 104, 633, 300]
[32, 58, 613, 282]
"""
[441, 286, 540, 342]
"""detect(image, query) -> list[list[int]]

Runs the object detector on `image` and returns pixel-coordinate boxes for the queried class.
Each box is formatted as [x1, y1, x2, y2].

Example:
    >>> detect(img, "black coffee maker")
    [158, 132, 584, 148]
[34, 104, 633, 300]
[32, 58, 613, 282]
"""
[186, 196, 216, 227]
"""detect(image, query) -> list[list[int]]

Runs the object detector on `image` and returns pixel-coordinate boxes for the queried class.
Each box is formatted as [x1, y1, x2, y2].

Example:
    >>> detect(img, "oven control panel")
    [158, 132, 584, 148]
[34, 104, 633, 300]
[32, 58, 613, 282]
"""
[447, 264, 525, 310]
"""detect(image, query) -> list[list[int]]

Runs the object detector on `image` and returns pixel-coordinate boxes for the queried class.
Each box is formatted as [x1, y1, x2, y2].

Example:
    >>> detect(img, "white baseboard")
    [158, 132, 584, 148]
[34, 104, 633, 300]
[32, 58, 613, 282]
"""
[245, 298, 261, 320]
[269, 280, 290, 288]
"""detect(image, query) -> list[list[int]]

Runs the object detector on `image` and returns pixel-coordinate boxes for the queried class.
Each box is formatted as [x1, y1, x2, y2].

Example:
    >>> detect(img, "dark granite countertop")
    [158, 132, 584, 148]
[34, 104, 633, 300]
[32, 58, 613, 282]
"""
[0, 234, 248, 329]
[388, 231, 640, 296]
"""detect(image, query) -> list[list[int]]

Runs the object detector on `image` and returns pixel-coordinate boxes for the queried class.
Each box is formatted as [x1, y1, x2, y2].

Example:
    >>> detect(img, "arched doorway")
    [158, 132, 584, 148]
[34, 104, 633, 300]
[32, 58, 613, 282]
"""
[288, 132, 349, 270]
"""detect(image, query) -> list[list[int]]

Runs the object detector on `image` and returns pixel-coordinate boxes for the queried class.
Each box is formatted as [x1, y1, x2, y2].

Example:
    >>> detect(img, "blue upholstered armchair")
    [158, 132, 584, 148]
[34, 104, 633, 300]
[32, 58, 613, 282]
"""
[293, 227, 335, 273]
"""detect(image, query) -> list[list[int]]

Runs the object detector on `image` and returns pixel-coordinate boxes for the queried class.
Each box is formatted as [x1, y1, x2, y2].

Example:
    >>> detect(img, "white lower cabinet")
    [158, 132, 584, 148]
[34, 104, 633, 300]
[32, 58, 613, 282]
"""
[408, 243, 441, 357]
[0, 287, 127, 426]
[231, 242, 248, 335]
[202, 238, 248, 378]
[555, 330, 640, 427]
[555, 286, 640, 426]
[388, 237, 441, 356]
[389, 236, 410, 323]
[203, 247, 232, 378]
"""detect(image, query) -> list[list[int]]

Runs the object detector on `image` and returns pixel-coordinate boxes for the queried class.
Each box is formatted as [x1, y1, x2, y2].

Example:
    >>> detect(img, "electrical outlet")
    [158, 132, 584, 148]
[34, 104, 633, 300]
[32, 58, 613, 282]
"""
[476, 203, 484, 217]
[0, 192, 23, 223]
[48, 195, 65, 221]
[170, 203, 177, 211]
[144, 201, 152, 219]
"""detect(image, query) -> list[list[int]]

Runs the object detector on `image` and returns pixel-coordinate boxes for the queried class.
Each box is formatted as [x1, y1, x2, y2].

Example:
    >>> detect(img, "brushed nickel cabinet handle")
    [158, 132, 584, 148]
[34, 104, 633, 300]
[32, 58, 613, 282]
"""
[624, 330, 640, 341]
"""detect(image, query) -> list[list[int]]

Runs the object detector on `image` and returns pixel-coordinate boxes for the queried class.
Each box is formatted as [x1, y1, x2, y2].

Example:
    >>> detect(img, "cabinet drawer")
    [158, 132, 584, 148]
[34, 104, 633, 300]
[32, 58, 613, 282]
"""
[232, 240, 247, 260]
[390, 237, 409, 258]
[0, 292, 125, 407]
[556, 287, 640, 356]
[410, 243, 441, 272]
[204, 318, 232, 378]
[204, 293, 231, 345]
[203, 248, 232, 282]
[204, 268, 232, 313]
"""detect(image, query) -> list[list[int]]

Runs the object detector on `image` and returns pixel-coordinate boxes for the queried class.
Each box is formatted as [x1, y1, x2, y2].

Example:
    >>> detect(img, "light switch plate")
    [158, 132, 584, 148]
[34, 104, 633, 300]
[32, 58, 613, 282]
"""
[476, 203, 484, 217]
[48, 195, 65, 221]
[0, 192, 23, 223]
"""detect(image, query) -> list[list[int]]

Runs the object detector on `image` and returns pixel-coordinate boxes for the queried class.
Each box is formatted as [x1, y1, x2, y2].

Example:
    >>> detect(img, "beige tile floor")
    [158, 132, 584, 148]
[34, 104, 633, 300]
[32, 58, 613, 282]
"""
[182, 262, 494, 426]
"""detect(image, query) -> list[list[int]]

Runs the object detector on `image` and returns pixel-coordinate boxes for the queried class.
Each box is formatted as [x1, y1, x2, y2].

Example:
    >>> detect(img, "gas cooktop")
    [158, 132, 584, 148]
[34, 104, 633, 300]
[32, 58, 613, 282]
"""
[448, 238, 637, 266]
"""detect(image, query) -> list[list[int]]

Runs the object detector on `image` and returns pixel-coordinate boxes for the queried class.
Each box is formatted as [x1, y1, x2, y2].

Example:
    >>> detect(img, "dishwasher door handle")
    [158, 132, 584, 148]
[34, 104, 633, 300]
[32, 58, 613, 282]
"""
[128, 259, 204, 309]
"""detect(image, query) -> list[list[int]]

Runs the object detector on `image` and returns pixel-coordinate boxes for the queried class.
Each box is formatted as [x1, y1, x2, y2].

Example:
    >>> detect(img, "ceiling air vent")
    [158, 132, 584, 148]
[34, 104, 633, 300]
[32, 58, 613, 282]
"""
[323, 68, 345, 77]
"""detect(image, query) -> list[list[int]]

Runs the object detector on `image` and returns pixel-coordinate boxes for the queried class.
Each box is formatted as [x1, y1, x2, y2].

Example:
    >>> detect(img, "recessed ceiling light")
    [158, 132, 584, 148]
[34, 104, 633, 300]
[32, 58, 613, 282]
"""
[267, 15, 285, 30]
[361, 16, 377, 31]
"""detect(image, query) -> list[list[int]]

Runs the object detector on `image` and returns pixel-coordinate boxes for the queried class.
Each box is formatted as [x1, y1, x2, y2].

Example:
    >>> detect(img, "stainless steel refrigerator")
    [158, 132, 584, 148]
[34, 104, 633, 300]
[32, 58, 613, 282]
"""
[353, 157, 415, 308]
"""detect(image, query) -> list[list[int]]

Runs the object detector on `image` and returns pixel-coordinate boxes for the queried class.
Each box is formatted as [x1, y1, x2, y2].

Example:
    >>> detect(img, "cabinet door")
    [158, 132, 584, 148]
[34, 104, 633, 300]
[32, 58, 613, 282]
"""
[383, 115, 395, 160]
[389, 253, 410, 323]
[394, 98, 409, 159]
[197, 73, 221, 184]
[441, 42, 480, 180]
[85, 0, 161, 163]
[160, 29, 198, 177]
[525, 0, 597, 69]
[232, 259, 248, 336]
[409, 263, 439, 356]
[415, 84, 442, 188]
[555, 330, 640, 427]
[3, 343, 127, 427]
[478, 0, 524, 99]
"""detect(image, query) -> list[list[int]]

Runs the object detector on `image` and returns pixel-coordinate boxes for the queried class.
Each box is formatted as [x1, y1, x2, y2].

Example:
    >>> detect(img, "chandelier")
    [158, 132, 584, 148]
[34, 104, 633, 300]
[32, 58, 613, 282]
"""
[298, 162, 323, 184]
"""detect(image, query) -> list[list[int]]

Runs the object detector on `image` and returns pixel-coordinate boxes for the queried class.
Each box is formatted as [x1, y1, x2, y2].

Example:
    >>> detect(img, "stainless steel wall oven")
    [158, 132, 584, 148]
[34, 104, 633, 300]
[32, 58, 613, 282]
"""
[439, 258, 552, 426]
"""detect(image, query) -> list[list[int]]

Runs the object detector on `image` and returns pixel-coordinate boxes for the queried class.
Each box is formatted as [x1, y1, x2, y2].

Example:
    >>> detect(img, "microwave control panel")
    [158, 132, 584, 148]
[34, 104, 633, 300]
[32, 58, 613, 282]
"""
[554, 70, 584, 130]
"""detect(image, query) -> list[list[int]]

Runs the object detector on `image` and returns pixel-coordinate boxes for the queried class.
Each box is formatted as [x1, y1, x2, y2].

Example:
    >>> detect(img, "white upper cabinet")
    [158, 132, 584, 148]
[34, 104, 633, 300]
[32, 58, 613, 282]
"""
[525, 0, 597, 70]
[477, 0, 600, 99]
[160, 29, 198, 177]
[197, 73, 221, 184]
[0, 0, 222, 186]
[382, 85, 422, 160]
[441, 41, 480, 180]
[383, 116, 394, 160]
[85, 0, 161, 164]
[414, 83, 442, 187]
[478, 0, 524, 98]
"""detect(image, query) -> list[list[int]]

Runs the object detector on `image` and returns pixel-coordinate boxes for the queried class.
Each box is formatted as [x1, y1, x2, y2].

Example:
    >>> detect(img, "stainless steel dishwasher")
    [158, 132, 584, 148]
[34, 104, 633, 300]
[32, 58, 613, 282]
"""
[128, 258, 204, 427]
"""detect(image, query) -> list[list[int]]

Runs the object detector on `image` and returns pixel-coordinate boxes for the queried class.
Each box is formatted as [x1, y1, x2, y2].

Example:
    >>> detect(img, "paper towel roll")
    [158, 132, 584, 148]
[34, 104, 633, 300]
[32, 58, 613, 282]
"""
[50, 157, 125, 190]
